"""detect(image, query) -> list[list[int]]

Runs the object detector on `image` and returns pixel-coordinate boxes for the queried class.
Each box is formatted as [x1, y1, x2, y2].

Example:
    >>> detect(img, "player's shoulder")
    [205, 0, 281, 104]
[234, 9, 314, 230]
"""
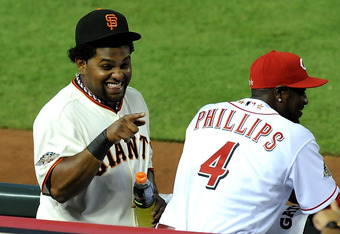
[286, 119, 314, 139]
[198, 101, 230, 111]
[192, 101, 234, 120]
[35, 83, 81, 120]
[124, 86, 146, 103]
[125, 86, 143, 96]
[118, 86, 149, 115]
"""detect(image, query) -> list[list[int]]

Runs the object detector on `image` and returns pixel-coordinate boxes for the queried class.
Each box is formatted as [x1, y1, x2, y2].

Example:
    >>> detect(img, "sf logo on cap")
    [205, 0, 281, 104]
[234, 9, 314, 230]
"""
[105, 14, 118, 30]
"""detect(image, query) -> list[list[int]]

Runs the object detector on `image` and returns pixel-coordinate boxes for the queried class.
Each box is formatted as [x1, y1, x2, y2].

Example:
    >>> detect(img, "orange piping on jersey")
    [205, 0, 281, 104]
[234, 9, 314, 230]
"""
[117, 100, 123, 111]
[41, 157, 64, 195]
[301, 186, 338, 211]
[72, 78, 122, 114]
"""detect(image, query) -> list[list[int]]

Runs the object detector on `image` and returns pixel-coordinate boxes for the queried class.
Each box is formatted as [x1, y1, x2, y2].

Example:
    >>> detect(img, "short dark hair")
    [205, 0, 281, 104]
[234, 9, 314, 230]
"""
[67, 40, 135, 63]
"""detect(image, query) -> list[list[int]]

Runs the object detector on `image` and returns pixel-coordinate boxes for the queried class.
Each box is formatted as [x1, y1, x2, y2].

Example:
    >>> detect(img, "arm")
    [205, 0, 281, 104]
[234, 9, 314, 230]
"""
[289, 139, 338, 213]
[50, 112, 146, 203]
[313, 200, 340, 234]
[147, 169, 166, 227]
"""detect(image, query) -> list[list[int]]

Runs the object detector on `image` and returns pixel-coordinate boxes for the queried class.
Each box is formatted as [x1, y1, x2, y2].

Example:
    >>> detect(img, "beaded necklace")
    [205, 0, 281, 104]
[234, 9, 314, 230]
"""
[75, 73, 121, 112]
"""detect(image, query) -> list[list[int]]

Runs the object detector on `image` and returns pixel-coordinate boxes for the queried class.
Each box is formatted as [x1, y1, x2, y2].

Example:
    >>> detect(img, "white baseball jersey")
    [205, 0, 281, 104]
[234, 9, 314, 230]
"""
[159, 98, 338, 233]
[33, 78, 153, 226]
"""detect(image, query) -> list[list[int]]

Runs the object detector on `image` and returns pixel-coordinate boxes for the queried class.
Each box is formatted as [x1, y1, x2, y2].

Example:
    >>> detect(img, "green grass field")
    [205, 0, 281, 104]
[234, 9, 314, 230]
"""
[1, 0, 339, 155]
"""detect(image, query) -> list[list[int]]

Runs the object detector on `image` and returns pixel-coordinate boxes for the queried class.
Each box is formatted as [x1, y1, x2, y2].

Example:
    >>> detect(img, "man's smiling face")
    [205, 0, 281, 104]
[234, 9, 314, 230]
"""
[77, 46, 132, 107]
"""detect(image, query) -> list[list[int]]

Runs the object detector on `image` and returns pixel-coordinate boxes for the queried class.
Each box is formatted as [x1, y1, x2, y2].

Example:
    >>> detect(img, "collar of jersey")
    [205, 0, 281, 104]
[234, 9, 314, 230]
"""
[231, 98, 279, 115]
[73, 73, 122, 113]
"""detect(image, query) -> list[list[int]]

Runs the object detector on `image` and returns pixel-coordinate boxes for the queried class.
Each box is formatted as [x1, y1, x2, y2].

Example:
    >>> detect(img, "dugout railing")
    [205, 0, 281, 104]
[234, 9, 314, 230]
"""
[0, 182, 40, 218]
[0, 182, 320, 234]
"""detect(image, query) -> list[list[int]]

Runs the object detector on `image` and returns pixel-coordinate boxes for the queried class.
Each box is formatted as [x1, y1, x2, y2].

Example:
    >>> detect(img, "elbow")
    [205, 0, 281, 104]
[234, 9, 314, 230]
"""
[50, 187, 73, 204]
[54, 195, 69, 204]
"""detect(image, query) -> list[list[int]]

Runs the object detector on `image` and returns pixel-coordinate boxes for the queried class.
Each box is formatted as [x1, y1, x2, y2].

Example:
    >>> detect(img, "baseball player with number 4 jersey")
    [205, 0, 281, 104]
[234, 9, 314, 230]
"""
[33, 9, 165, 227]
[158, 50, 339, 233]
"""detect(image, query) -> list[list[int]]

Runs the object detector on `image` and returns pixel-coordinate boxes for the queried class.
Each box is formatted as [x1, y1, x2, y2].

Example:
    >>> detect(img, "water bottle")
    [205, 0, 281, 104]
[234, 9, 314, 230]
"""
[133, 171, 155, 227]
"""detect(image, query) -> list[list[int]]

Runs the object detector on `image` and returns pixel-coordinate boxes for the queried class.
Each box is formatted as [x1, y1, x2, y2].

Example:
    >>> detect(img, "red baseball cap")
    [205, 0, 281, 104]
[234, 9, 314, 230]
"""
[249, 50, 328, 89]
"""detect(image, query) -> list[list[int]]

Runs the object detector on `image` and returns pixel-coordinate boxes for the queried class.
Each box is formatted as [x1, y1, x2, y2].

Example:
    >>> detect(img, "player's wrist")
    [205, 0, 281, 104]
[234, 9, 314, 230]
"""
[325, 221, 340, 230]
[321, 221, 340, 233]
[87, 129, 113, 161]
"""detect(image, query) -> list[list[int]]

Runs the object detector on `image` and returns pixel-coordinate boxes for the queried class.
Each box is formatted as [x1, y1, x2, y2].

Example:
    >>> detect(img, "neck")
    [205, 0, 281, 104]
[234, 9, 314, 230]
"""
[250, 88, 276, 110]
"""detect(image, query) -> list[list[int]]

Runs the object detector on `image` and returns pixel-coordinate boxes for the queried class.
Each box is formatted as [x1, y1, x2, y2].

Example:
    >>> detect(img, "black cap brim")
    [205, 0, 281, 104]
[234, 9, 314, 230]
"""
[87, 32, 141, 47]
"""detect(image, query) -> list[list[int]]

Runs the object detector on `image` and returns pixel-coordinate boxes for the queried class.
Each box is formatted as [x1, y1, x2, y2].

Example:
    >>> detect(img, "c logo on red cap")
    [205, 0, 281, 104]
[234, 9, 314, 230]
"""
[105, 14, 118, 30]
[300, 58, 306, 71]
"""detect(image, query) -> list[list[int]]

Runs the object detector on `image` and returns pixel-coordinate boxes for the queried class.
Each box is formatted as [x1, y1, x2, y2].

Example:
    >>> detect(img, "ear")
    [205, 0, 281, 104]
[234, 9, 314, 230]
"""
[75, 58, 87, 74]
[274, 85, 288, 103]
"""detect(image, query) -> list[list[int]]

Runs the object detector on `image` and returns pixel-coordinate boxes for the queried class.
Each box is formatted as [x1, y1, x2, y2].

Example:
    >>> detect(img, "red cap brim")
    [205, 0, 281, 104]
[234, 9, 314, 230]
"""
[286, 76, 328, 88]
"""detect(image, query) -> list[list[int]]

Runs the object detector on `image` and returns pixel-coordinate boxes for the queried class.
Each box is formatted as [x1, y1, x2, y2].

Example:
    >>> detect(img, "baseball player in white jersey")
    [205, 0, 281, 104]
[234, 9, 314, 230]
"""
[33, 9, 166, 227]
[158, 50, 339, 233]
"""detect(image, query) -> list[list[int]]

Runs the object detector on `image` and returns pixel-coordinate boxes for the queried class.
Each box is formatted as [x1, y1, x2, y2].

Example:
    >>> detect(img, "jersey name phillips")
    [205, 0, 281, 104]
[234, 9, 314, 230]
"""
[193, 107, 285, 152]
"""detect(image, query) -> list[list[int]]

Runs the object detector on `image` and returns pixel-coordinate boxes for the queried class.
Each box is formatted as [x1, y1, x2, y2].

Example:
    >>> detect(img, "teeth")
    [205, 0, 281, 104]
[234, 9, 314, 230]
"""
[107, 83, 121, 87]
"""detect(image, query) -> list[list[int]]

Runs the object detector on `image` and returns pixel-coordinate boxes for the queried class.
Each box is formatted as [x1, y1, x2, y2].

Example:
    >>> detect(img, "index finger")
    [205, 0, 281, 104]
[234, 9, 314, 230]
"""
[125, 112, 146, 120]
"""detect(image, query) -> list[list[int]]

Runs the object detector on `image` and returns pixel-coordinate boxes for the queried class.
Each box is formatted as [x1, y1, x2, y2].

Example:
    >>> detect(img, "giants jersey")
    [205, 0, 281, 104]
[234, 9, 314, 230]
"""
[159, 98, 338, 233]
[33, 79, 152, 226]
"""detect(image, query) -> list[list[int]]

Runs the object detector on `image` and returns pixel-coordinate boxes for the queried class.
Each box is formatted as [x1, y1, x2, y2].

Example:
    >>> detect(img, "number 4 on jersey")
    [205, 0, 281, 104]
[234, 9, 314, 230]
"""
[198, 141, 239, 190]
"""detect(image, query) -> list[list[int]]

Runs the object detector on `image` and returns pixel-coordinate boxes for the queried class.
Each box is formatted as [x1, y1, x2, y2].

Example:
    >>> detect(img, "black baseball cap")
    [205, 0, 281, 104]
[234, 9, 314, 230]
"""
[75, 8, 141, 46]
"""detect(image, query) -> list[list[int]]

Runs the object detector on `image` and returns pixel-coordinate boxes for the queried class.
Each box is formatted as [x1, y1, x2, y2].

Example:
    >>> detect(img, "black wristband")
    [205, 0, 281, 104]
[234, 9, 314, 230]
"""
[326, 221, 340, 230]
[87, 130, 113, 161]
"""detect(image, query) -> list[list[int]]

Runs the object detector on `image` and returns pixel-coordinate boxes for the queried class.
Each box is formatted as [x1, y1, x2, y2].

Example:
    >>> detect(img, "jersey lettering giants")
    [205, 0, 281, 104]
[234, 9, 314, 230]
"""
[97, 135, 149, 176]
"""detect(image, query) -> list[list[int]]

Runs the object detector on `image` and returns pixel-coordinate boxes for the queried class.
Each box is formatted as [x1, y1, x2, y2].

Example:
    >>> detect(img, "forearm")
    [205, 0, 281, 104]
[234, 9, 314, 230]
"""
[313, 200, 340, 233]
[50, 149, 103, 203]
[322, 227, 340, 234]
[48, 129, 113, 203]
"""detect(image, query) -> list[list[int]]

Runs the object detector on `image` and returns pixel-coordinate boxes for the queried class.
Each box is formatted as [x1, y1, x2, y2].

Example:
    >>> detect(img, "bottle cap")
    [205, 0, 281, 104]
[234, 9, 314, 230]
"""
[135, 172, 147, 184]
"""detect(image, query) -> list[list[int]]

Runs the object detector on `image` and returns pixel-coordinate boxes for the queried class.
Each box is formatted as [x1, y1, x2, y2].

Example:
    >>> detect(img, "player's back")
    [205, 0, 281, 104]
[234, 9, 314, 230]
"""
[160, 98, 314, 233]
